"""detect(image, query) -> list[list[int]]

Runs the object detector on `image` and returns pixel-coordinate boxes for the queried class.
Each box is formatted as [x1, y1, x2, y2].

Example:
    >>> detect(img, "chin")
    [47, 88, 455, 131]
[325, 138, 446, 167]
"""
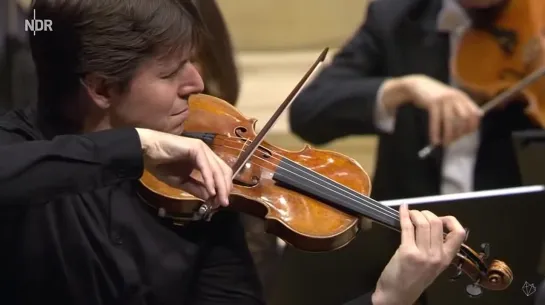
[170, 123, 185, 136]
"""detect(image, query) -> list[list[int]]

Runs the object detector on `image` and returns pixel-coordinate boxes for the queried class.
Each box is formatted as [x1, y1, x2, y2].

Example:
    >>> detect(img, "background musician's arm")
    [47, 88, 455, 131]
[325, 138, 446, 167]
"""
[0, 126, 144, 205]
[288, 2, 399, 145]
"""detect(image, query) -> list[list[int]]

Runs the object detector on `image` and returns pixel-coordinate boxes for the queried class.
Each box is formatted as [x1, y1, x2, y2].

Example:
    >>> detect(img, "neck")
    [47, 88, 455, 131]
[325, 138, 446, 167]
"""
[82, 114, 111, 133]
[37, 93, 110, 138]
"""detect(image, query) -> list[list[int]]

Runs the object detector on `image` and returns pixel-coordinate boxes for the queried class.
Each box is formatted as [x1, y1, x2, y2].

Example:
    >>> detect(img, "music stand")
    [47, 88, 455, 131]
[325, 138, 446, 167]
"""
[512, 130, 545, 186]
[269, 186, 545, 305]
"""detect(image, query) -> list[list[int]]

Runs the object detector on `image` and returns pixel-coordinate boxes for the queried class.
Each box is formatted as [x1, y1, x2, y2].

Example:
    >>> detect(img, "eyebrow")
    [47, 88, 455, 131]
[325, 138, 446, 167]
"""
[174, 59, 189, 71]
[156, 57, 188, 75]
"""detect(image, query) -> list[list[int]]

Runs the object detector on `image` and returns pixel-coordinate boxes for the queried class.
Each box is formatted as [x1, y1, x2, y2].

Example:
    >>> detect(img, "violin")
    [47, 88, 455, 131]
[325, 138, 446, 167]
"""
[138, 49, 513, 293]
[419, 0, 545, 157]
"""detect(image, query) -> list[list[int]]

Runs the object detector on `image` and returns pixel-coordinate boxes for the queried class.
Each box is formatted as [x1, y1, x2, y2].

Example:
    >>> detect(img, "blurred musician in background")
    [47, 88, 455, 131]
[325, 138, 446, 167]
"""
[289, 0, 538, 201]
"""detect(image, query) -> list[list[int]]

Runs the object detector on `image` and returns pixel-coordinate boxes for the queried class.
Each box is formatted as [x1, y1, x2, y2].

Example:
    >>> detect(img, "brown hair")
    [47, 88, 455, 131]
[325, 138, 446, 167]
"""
[29, 0, 205, 113]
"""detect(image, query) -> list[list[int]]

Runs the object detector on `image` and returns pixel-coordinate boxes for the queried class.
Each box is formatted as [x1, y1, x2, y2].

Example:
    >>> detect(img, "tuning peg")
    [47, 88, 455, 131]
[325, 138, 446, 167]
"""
[464, 227, 470, 241]
[449, 262, 463, 282]
[466, 282, 483, 298]
[480, 243, 490, 259]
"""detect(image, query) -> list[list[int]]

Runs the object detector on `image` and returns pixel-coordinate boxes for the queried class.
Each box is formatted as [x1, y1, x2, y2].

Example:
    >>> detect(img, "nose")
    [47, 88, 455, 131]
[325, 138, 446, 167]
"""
[179, 62, 205, 97]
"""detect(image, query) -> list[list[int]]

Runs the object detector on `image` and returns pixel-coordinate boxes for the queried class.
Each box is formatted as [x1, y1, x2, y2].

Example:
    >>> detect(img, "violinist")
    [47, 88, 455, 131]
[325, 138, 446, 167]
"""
[0, 0, 466, 304]
[289, 0, 538, 200]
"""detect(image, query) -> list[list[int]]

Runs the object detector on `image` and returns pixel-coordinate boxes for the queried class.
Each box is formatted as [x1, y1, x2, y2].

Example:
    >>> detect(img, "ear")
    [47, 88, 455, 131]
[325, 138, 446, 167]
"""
[81, 73, 115, 110]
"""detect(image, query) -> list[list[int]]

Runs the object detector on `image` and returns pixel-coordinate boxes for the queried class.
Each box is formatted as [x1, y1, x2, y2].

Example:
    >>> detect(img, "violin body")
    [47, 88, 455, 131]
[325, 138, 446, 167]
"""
[138, 94, 371, 252]
[453, 0, 545, 126]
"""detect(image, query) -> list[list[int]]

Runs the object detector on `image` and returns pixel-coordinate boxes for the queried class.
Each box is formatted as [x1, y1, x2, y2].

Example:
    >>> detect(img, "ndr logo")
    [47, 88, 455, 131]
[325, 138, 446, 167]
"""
[24, 9, 52, 35]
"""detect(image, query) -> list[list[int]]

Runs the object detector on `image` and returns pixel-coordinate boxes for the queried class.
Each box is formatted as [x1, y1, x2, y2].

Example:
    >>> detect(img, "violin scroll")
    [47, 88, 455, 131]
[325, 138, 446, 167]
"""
[485, 259, 514, 289]
[462, 259, 513, 298]
[450, 242, 513, 297]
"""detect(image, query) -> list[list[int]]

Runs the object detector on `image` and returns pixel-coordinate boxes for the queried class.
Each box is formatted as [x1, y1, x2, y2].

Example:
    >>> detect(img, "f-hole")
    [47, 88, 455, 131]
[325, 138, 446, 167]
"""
[257, 146, 273, 160]
[234, 126, 273, 159]
[235, 126, 248, 138]
[487, 27, 517, 55]
[234, 126, 249, 145]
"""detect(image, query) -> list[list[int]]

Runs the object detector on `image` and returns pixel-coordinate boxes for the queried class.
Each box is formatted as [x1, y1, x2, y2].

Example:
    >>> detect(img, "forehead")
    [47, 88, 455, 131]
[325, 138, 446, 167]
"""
[154, 46, 196, 67]
[128, 47, 193, 82]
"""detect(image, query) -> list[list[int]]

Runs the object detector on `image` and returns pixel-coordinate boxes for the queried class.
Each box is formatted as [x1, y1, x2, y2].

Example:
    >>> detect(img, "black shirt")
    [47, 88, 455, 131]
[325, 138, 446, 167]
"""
[0, 108, 373, 305]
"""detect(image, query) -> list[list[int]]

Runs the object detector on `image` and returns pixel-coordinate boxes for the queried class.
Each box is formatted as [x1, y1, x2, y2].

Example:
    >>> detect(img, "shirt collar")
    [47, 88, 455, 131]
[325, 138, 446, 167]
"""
[437, 0, 471, 32]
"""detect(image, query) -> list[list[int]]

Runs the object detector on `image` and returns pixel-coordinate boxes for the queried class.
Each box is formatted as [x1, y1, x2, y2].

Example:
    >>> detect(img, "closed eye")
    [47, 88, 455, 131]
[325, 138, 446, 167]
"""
[161, 60, 189, 79]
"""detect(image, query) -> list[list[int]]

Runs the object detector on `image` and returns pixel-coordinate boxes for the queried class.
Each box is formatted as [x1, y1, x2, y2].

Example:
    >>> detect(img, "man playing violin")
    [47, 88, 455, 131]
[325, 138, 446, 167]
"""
[0, 0, 466, 304]
[289, 0, 536, 200]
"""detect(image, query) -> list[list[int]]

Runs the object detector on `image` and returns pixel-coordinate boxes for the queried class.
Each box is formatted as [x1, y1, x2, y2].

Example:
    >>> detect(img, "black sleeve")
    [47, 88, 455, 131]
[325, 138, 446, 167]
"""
[343, 291, 374, 305]
[0, 127, 144, 205]
[288, 2, 387, 145]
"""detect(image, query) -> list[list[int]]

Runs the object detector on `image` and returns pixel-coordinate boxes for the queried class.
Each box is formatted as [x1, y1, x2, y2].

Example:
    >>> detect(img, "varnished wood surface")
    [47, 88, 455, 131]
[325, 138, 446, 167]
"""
[263, 133, 378, 178]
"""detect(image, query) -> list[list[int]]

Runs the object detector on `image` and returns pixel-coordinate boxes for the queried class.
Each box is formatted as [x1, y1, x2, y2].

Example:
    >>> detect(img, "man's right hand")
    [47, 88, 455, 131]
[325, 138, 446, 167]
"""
[136, 128, 232, 209]
[381, 74, 483, 145]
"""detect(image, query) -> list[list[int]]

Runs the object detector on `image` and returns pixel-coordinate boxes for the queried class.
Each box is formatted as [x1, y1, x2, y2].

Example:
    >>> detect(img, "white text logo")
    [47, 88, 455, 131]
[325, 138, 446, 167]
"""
[25, 9, 52, 35]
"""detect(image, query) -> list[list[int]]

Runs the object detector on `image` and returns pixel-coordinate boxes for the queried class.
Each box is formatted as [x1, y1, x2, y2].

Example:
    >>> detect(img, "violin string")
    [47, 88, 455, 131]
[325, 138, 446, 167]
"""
[213, 136, 400, 219]
[179, 134, 469, 256]
[208, 141, 467, 253]
[214, 135, 398, 215]
[208, 137, 400, 221]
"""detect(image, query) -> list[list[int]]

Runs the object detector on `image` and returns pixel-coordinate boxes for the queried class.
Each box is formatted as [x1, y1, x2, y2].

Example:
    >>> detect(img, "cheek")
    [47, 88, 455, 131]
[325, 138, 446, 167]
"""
[113, 82, 178, 128]
[140, 83, 178, 113]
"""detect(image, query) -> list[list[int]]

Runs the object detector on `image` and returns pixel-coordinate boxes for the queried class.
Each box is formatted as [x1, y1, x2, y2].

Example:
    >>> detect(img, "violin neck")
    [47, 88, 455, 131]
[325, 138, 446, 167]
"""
[272, 158, 401, 230]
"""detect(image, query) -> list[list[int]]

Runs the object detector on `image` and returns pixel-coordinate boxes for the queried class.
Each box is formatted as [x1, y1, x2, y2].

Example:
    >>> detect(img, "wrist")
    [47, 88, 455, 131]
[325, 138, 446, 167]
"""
[379, 77, 412, 115]
[371, 288, 407, 305]
[371, 289, 390, 305]
[135, 128, 153, 155]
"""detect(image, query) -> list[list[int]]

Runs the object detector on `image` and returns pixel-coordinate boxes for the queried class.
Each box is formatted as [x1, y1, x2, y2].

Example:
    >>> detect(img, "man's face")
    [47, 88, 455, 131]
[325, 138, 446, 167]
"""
[107, 52, 204, 135]
[457, 0, 504, 8]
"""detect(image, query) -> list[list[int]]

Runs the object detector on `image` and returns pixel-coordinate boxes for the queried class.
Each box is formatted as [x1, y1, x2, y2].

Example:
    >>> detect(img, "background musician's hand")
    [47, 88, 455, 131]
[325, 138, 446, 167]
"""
[407, 75, 483, 145]
[382, 74, 483, 145]
[371, 204, 466, 305]
[136, 128, 232, 208]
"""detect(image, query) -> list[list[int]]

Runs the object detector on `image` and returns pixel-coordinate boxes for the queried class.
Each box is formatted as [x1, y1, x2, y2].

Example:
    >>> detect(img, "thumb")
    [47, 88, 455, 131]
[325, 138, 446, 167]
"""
[440, 216, 466, 259]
